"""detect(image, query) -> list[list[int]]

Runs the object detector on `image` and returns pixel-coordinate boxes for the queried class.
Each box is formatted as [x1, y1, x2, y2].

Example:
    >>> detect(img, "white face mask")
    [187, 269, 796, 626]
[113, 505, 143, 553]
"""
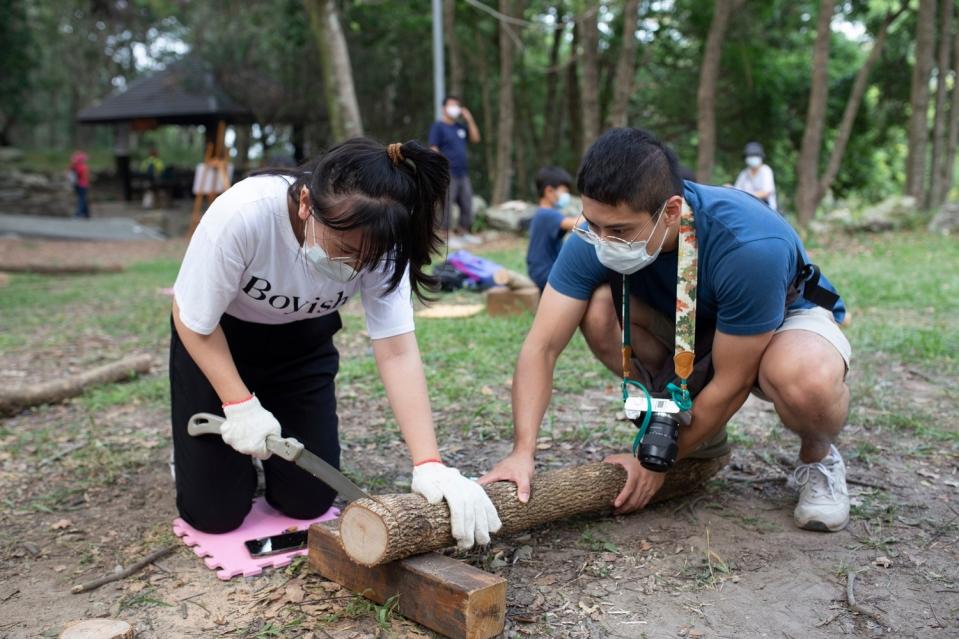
[555, 191, 571, 210]
[303, 217, 359, 283]
[445, 105, 462, 119]
[591, 202, 668, 275]
[745, 155, 762, 168]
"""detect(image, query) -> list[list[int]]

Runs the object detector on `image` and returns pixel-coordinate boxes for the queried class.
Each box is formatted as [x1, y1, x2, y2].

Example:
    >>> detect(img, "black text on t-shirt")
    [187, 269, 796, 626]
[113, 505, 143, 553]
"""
[242, 275, 350, 315]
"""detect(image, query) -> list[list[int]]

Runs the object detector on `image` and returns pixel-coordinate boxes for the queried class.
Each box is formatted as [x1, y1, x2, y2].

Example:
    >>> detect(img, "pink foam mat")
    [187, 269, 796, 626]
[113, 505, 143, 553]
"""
[172, 497, 339, 580]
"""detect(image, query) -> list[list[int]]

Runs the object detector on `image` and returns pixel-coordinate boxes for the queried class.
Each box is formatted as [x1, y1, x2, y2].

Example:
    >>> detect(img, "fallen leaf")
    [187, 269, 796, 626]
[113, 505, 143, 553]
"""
[50, 518, 72, 530]
[284, 583, 305, 604]
[53, 565, 67, 572]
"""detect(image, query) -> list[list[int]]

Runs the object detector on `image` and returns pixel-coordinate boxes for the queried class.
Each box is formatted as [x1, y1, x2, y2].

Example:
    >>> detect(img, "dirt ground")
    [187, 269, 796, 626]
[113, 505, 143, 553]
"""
[1, 237, 957, 639]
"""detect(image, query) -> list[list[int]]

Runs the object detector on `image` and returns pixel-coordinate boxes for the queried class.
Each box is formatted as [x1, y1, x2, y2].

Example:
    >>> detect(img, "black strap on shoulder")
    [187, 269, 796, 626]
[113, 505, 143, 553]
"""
[798, 262, 840, 310]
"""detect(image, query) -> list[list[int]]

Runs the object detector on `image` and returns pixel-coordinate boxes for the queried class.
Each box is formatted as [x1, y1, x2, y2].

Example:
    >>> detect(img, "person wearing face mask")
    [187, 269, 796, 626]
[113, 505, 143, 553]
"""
[733, 141, 778, 212]
[429, 95, 482, 245]
[526, 166, 578, 291]
[483, 128, 853, 533]
[169, 138, 501, 548]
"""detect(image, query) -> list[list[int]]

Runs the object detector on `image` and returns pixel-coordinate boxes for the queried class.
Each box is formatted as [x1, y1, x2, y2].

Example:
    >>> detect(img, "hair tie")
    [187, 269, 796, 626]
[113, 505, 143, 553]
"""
[387, 142, 404, 166]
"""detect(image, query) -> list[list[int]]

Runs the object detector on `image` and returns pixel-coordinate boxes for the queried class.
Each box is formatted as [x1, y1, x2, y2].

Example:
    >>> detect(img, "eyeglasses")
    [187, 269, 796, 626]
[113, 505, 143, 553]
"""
[570, 201, 668, 248]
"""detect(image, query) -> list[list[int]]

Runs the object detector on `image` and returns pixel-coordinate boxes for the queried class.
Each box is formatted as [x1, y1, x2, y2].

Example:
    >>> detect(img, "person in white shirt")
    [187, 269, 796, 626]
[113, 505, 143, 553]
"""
[733, 141, 778, 212]
[170, 138, 500, 548]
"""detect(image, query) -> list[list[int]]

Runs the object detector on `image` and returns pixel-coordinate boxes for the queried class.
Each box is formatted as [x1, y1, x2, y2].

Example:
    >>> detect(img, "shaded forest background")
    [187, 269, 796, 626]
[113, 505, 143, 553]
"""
[1, 0, 957, 226]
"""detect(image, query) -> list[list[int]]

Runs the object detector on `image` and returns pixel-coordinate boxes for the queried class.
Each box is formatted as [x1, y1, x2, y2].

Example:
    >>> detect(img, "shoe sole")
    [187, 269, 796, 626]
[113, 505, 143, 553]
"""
[797, 518, 848, 532]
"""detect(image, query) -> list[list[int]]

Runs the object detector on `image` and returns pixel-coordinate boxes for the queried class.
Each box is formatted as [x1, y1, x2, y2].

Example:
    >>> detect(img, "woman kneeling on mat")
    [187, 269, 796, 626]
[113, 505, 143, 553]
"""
[170, 138, 500, 548]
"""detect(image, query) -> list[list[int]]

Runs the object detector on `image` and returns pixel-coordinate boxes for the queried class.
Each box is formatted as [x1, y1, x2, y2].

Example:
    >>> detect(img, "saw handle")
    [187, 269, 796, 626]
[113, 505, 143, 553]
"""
[186, 412, 304, 461]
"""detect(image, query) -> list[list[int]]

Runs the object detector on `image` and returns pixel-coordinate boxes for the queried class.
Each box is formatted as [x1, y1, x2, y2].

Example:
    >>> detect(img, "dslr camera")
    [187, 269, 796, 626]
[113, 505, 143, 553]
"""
[625, 395, 691, 472]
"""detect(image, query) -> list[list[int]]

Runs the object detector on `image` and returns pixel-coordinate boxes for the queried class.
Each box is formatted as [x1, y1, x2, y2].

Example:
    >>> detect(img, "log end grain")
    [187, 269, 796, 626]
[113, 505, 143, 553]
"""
[60, 619, 134, 639]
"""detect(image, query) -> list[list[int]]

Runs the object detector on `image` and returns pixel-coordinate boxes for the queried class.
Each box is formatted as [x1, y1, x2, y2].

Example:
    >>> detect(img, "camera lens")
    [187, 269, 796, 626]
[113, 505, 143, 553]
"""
[638, 413, 679, 472]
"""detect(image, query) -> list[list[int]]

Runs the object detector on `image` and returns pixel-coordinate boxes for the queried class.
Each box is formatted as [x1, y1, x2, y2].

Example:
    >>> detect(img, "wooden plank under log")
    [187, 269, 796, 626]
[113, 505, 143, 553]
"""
[308, 523, 506, 639]
[339, 454, 729, 566]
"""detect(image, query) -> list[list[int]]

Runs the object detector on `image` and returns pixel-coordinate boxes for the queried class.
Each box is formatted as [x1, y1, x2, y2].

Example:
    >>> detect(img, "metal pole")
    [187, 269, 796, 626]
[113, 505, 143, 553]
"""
[432, 0, 445, 121]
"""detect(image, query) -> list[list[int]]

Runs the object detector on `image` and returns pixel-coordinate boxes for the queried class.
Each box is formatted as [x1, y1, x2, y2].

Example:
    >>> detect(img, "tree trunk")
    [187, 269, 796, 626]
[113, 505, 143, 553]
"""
[339, 455, 730, 566]
[491, 0, 520, 205]
[234, 124, 251, 174]
[578, 6, 601, 154]
[928, 0, 954, 208]
[944, 23, 959, 202]
[0, 354, 152, 416]
[444, 0, 464, 98]
[607, 0, 642, 128]
[567, 21, 583, 158]
[695, 0, 742, 182]
[905, 0, 937, 199]
[541, 10, 566, 159]
[816, 8, 905, 205]
[304, 0, 363, 141]
[794, 0, 836, 227]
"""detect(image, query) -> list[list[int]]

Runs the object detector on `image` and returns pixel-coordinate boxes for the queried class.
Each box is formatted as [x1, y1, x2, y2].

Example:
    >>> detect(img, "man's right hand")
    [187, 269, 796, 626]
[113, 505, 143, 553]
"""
[479, 452, 534, 503]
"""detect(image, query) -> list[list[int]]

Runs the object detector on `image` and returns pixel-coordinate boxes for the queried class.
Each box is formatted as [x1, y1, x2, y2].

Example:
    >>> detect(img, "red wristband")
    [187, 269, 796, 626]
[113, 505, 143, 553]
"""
[222, 394, 254, 408]
[414, 458, 443, 467]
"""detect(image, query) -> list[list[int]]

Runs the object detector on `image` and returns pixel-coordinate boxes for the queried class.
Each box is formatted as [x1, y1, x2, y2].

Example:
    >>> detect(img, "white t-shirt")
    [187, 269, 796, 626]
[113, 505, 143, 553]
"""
[734, 164, 777, 211]
[173, 175, 415, 340]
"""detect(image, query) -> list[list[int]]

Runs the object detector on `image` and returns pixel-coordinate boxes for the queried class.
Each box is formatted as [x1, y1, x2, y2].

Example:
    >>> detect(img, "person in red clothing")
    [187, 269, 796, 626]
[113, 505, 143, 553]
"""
[69, 150, 90, 218]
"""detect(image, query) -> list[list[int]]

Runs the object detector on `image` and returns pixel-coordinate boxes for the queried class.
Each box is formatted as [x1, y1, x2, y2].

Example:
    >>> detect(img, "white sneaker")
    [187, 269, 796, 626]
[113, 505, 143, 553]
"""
[792, 445, 850, 531]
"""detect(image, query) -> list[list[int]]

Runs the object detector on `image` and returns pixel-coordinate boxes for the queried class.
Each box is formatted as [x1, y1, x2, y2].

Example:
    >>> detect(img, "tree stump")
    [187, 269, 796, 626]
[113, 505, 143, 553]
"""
[60, 619, 134, 639]
[339, 454, 729, 566]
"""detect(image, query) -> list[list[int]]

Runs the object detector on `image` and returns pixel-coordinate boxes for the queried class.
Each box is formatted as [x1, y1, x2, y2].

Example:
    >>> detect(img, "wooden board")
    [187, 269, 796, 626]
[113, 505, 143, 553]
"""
[308, 523, 506, 639]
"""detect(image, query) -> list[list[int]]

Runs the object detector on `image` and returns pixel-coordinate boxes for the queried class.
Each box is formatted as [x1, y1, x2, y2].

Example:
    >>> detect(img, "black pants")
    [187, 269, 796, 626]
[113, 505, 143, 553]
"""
[170, 313, 342, 533]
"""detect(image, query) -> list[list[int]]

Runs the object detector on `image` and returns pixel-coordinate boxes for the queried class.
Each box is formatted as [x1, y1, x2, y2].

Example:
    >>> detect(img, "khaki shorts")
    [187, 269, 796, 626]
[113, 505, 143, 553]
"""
[751, 306, 851, 401]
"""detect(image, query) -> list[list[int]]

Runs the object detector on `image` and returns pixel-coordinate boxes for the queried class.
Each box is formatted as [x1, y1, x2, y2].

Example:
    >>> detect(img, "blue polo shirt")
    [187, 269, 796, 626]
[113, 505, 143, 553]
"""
[428, 121, 469, 177]
[526, 207, 568, 290]
[547, 181, 846, 335]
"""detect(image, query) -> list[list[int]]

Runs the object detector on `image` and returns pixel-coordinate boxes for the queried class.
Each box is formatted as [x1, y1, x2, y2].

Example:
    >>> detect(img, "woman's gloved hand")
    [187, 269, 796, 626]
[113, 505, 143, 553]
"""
[411, 461, 503, 549]
[221, 394, 281, 459]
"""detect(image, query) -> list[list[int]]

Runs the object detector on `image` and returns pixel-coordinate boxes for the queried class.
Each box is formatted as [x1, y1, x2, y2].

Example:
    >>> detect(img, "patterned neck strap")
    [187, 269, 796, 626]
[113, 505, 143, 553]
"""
[621, 199, 698, 406]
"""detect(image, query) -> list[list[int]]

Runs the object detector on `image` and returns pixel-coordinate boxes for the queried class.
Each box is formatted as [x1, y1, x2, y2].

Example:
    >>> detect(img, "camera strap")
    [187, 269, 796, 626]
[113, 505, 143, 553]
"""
[623, 199, 698, 454]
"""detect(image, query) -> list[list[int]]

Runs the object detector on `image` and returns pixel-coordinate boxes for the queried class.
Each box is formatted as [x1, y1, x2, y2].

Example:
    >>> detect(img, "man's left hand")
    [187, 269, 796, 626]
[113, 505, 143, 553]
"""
[603, 453, 666, 514]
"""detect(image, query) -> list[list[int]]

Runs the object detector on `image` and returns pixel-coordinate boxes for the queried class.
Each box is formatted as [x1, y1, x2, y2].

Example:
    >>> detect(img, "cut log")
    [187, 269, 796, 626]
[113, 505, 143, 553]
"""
[0, 354, 152, 416]
[485, 286, 540, 316]
[60, 619, 134, 639]
[340, 455, 729, 566]
[309, 523, 506, 639]
[0, 263, 124, 274]
[492, 268, 535, 290]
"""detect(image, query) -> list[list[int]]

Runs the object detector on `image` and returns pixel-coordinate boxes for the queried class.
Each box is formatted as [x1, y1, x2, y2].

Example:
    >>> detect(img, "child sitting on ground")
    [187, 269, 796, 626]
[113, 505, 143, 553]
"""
[526, 166, 577, 291]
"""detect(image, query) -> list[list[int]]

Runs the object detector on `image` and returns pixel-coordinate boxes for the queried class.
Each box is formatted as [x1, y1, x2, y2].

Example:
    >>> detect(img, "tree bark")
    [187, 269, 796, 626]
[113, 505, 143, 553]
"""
[444, 0, 464, 98]
[304, 0, 363, 141]
[816, 7, 905, 205]
[905, 0, 937, 199]
[0, 354, 152, 416]
[541, 9, 566, 159]
[578, 6, 601, 154]
[339, 455, 729, 566]
[695, 0, 742, 182]
[944, 22, 959, 203]
[567, 21, 583, 158]
[928, 0, 955, 208]
[607, 0, 642, 128]
[491, 0, 520, 205]
[794, 0, 836, 227]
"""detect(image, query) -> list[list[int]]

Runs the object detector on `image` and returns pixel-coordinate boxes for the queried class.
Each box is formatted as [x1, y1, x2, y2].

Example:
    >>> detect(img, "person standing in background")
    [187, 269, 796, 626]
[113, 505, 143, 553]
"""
[733, 141, 778, 212]
[429, 96, 481, 245]
[69, 150, 91, 219]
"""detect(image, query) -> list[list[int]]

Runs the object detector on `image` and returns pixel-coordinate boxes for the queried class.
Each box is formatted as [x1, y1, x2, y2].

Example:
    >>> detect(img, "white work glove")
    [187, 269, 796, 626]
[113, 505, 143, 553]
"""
[411, 462, 503, 549]
[221, 394, 281, 460]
